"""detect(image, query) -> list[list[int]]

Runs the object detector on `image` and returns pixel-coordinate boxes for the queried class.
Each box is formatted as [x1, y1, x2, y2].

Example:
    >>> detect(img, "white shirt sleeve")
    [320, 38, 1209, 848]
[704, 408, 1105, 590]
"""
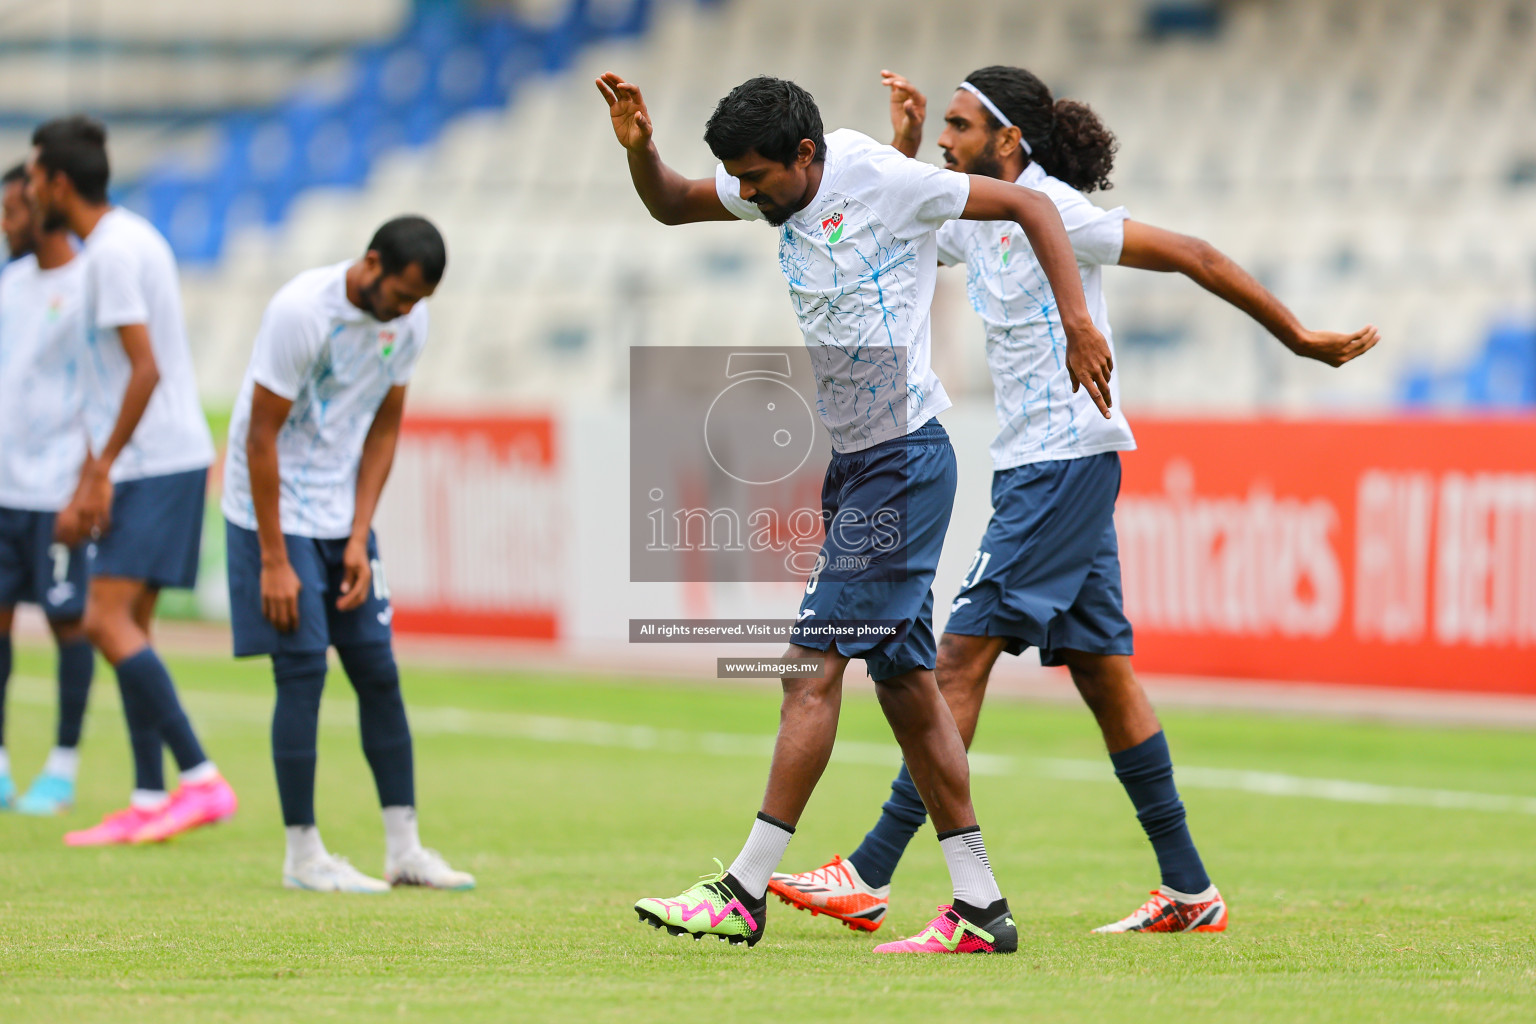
[89, 242, 149, 329]
[714, 165, 765, 222]
[1059, 196, 1130, 267]
[857, 148, 972, 241]
[935, 222, 968, 266]
[249, 295, 325, 401]
[391, 305, 429, 385]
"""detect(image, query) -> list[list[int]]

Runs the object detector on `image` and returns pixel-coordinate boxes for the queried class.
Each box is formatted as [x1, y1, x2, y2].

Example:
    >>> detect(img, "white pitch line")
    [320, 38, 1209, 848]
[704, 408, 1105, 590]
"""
[9, 674, 1535, 816]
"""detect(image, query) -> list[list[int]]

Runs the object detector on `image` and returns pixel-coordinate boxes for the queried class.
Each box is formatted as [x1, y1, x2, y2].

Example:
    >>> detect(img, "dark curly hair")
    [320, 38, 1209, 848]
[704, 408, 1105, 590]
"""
[704, 76, 826, 167]
[962, 66, 1116, 193]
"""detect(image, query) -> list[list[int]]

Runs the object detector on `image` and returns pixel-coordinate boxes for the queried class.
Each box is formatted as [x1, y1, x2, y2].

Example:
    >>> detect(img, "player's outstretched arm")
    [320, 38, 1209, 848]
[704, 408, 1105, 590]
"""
[247, 384, 302, 633]
[339, 384, 407, 612]
[882, 70, 926, 158]
[595, 72, 733, 225]
[963, 176, 1115, 417]
[1119, 221, 1379, 367]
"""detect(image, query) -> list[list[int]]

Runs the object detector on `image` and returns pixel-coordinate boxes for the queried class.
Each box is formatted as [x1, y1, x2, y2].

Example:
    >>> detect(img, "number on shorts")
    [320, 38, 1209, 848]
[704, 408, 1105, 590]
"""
[960, 549, 992, 590]
[48, 543, 70, 584]
[804, 553, 826, 595]
[370, 558, 391, 601]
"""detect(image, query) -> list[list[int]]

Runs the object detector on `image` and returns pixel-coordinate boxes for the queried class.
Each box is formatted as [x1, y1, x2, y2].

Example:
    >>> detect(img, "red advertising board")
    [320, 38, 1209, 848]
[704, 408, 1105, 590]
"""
[374, 414, 562, 640]
[1118, 419, 1536, 693]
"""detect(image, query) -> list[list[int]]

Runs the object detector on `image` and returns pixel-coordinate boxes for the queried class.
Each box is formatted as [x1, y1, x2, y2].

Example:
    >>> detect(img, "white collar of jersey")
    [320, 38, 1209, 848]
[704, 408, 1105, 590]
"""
[1014, 161, 1048, 189]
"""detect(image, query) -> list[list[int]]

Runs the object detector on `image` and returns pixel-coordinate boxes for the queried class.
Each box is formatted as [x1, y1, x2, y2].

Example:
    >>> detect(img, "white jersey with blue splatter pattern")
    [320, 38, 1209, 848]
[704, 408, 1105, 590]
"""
[0, 254, 89, 510]
[935, 162, 1135, 471]
[80, 206, 215, 482]
[222, 261, 427, 539]
[716, 129, 970, 454]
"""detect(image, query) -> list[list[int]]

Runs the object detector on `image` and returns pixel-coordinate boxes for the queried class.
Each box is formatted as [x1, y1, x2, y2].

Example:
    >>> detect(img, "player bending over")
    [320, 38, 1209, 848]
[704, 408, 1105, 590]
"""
[0, 163, 96, 815]
[770, 67, 1378, 935]
[222, 216, 473, 894]
[30, 117, 238, 846]
[600, 71, 1114, 954]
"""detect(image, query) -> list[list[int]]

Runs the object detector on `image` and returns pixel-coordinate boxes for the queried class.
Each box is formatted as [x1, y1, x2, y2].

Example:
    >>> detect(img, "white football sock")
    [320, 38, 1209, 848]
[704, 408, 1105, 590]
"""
[180, 761, 219, 785]
[939, 826, 1003, 907]
[131, 789, 169, 810]
[0, 747, 9, 776]
[726, 813, 795, 900]
[43, 746, 80, 782]
[383, 806, 421, 862]
[286, 825, 327, 866]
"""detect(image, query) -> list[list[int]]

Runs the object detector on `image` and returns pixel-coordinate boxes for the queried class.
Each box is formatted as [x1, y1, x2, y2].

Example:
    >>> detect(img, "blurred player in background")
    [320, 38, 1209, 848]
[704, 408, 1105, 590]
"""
[28, 116, 237, 846]
[600, 70, 1116, 954]
[0, 163, 95, 815]
[771, 67, 1379, 936]
[221, 216, 474, 893]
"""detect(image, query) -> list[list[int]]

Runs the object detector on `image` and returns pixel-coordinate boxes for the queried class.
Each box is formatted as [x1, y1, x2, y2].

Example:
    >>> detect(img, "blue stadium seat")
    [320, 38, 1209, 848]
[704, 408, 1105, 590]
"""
[132, 0, 666, 263]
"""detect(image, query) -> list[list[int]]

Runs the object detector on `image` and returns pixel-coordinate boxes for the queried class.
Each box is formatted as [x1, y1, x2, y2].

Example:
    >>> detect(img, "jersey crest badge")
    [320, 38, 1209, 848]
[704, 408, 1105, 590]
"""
[378, 329, 397, 358]
[999, 233, 1013, 266]
[821, 212, 845, 244]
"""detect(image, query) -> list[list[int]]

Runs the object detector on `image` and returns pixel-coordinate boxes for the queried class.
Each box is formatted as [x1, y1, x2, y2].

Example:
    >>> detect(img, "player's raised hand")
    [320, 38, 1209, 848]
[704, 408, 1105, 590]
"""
[596, 72, 654, 151]
[1065, 321, 1116, 418]
[1289, 324, 1380, 367]
[261, 558, 302, 634]
[881, 69, 926, 156]
[336, 536, 373, 613]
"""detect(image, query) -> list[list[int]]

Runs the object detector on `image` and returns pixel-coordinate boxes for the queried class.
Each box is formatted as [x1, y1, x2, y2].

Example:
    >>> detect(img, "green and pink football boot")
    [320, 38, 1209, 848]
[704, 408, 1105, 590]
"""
[873, 902, 1018, 954]
[634, 862, 766, 947]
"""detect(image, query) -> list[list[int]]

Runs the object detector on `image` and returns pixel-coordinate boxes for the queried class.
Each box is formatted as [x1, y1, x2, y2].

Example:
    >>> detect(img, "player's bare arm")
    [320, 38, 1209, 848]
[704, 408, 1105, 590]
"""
[339, 383, 406, 612]
[247, 383, 301, 633]
[962, 176, 1115, 417]
[596, 72, 734, 225]
[881, 70, 925, 158]
[57, 322, 160, 544]
[1118, 221, 1379, 367]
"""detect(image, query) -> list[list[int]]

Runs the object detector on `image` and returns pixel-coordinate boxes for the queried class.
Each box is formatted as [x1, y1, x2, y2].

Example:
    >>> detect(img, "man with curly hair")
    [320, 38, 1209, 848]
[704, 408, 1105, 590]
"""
[769, 66, 1379, 937]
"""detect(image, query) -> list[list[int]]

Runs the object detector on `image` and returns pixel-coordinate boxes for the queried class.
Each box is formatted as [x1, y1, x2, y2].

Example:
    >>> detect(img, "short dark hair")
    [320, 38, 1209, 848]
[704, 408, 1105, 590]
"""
[2, 163, 25, 188]
[704, 76, 825, 166]
[368, 215, 446, 284]
[31, 115, 110, 204]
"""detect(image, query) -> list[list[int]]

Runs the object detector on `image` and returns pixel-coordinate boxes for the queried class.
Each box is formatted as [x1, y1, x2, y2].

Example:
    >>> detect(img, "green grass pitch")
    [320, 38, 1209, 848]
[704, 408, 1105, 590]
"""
[1, 644, 1533, 1022]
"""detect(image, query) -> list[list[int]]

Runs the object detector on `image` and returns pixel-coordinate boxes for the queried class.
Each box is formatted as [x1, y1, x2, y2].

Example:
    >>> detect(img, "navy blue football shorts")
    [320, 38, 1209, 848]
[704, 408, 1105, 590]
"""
[226, 520, 394, 658]
[791, 419, 957, 682]
[0, 506, 90, 620]
[944, 452, 1134, 664]
[92, 467, 207, 590]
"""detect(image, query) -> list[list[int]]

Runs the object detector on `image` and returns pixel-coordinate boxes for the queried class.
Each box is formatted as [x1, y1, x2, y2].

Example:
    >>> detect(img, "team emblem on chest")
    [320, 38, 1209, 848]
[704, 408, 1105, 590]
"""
[820, 211, 845, 244]
[999, 233, 1013, 266]
[378, 329, 397, 358]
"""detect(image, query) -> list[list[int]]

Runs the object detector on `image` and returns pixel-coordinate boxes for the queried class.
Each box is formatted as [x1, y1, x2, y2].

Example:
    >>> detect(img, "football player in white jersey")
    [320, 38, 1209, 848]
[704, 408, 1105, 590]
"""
[0, 163, 96, 815]
[771, 68, 1378, 937]
[28, 116, 237, 846]
[600, 71, 1116, 954]
[222, 216, 474, 894]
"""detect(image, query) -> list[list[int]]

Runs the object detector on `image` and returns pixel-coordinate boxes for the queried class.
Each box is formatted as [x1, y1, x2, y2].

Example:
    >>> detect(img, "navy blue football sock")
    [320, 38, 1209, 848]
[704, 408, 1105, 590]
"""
[337, 643, 414, 808]
[847, 761, 928, 888]
[271, 651, 327, 827]
[115, 657, 165, 792]
[55, 638, 94, 749]
[1110, 731, 1211, 894]
[115, 648, 206, 772]
[0, 634, 11, 748]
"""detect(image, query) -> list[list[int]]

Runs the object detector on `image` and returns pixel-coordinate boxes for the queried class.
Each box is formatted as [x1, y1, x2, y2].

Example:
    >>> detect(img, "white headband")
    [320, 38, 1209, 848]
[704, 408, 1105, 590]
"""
[958, 81, 1032, 155]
